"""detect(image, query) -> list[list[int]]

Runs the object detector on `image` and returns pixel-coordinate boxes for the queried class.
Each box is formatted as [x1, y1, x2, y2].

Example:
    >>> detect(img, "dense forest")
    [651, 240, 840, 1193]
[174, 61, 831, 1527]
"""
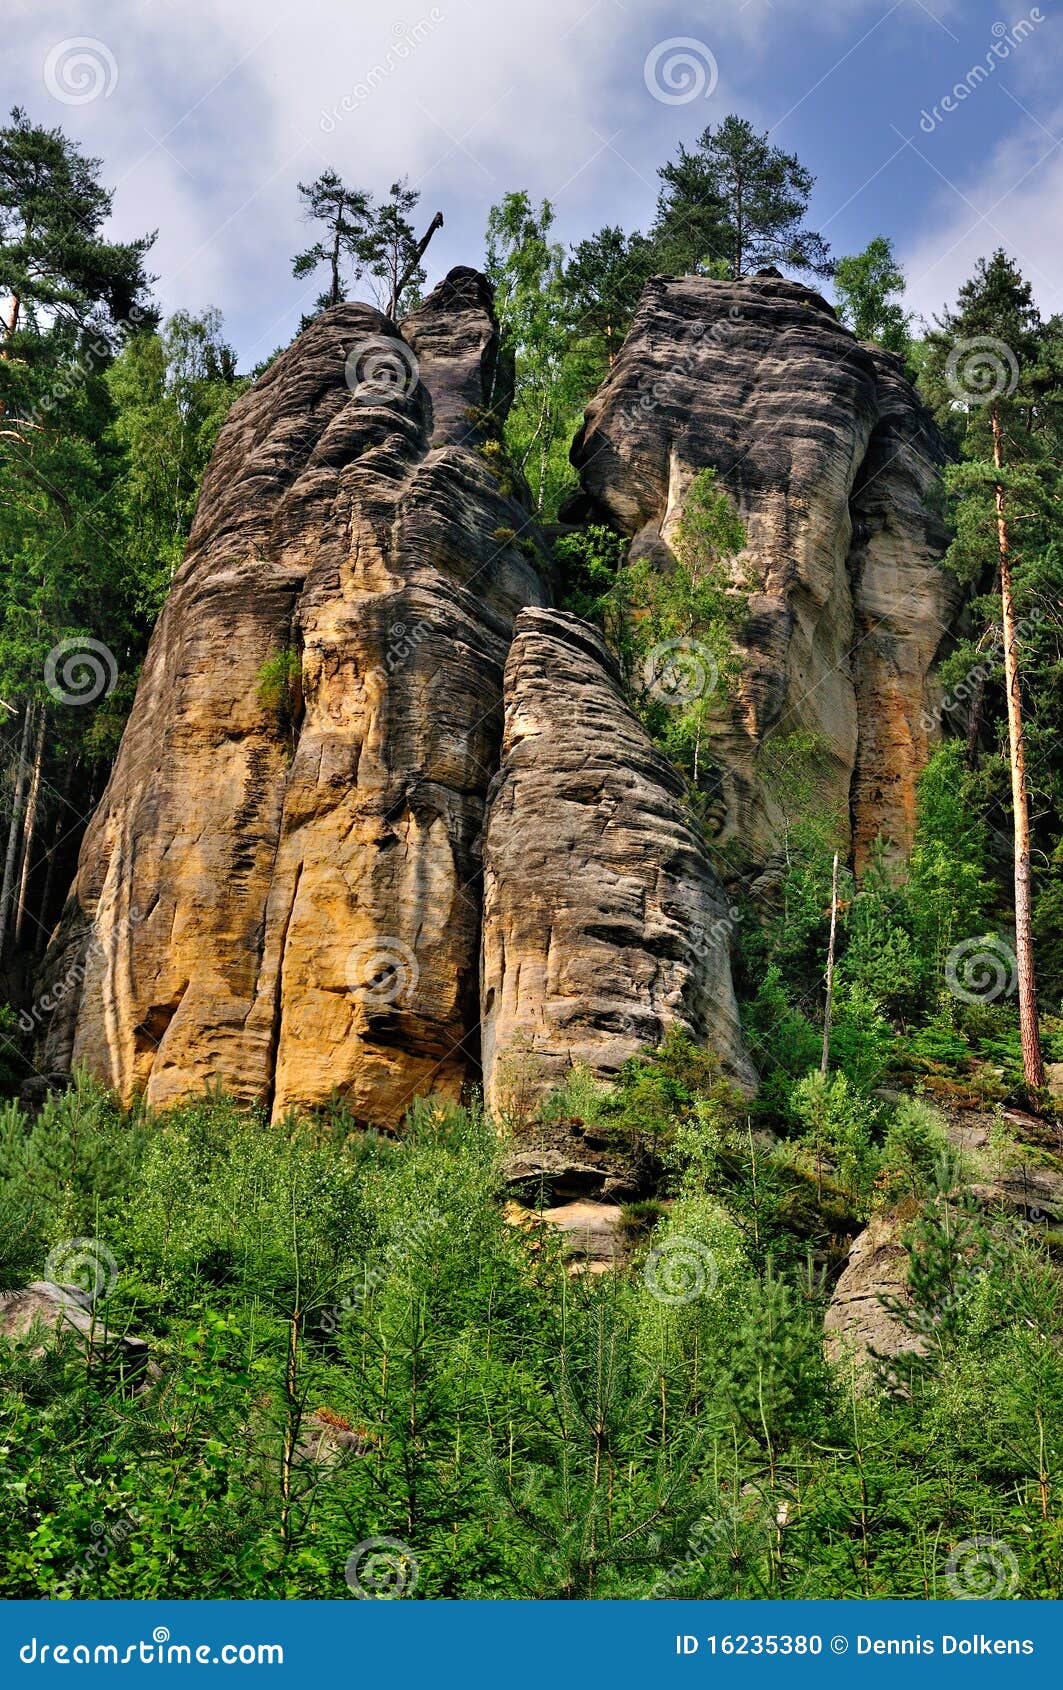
[2, 105, 1063, 1601]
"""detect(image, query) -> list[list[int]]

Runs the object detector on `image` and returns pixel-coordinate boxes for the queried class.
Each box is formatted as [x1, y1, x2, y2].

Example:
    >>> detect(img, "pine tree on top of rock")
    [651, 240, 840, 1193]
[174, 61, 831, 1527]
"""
[650, 114, 833, 282]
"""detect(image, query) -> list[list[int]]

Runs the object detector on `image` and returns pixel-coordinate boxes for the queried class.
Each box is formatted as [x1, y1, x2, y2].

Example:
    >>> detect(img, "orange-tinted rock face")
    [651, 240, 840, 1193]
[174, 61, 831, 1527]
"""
[43, 272, 552, 1123]
[480, 609, 756, 1118]
[40, 268, 960, 1128]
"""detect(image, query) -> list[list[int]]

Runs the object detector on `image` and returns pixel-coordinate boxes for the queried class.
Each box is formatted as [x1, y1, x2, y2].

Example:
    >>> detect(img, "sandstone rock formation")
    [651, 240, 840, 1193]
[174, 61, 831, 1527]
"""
[480, 607, 756, 1116]
[0, 1282, 150, 1377]
[567, 270, 958, 873]
[40, 266, 965, 1129]
[42, 271, 551, 1124]
[823, 1210, 927, 1375]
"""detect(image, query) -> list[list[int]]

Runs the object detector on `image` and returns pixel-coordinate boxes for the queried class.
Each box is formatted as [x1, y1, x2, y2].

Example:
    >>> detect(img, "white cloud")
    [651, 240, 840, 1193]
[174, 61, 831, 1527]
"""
[0, 0, 1014, 358]
[900, 113, 1063, 325]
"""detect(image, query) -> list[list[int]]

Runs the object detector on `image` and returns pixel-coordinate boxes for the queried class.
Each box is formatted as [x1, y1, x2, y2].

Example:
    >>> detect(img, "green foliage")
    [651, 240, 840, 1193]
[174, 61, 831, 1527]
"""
[485, 191, 594, 514]
[292, 169, 372, 310]
[0, 1070, 144, 1242]
[563, 225, 655, 361]
[834, 235, 911, 355]
[0, 106, 154, 360]
[878, 1099, 951, 1201]
[650, 116, 832, 281]
[106, 311, 246, 619]
[291, 172, 429, 321]
[255, 646, 302, 745]
[790, 1070, 879, 1212]
[1, 1072, 1060, 1597]
[623, 470, 748, 792]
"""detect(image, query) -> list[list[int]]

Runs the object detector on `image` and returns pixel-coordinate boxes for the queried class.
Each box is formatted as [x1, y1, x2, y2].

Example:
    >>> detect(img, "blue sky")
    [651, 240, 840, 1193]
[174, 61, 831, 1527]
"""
[6, 0, 1062, 363]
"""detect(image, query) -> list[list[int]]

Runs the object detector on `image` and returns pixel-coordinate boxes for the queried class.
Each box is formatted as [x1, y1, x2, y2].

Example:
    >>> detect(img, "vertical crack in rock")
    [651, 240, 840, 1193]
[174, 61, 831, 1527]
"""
[846, 349, 960, 869]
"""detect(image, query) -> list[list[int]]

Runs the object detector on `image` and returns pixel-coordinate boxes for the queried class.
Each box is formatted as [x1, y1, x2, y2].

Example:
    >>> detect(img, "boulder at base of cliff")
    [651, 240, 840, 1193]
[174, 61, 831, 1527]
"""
[0, 1282, 151, 1379]
[824, 1210, 928, 1376]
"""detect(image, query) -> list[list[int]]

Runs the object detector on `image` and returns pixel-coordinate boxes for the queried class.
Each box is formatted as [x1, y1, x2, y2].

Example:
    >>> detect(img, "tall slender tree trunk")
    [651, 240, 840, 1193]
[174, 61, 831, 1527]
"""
[1, 290, 21, 345]
[0, 699, 34, 960]
[13, 710, 46, 946]
[820, 851, 840, 1075]
[992, 407, 1045, 1089]
[36, 753, 74, 953]
[0, 291, 21, 427]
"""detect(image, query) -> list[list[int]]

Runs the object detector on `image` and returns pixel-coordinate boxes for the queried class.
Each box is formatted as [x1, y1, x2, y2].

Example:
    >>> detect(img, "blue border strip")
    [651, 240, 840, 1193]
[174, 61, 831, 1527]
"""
[2, 1601, 1060, 1684]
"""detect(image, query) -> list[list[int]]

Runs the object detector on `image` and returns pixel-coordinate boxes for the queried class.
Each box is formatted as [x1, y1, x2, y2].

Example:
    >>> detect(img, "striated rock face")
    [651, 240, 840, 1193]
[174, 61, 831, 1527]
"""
[480, 607, 755, 1117]
[568, 270, 958, 873]
[40, 265, 962, 1129]
[823, 1210, 926, 1375]
[42, 271, 551, 1124]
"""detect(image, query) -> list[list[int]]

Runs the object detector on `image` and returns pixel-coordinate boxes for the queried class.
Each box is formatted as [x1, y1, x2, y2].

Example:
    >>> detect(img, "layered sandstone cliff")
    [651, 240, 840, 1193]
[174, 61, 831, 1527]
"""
[40, 266, 960, 1127]
[42, 271, 551, 1123]
[480, 608, 756, 1116]
[567, 269, 957, 873]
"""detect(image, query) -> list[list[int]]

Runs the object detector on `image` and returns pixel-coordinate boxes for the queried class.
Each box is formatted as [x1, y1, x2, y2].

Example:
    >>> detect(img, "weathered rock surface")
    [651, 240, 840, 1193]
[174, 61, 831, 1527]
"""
[568, 271, 958, 872]
[500, 1112, 647, 1205]
[0, 1282, 150, 1376]
[402, 266, 511, 446]
[42, 271, 551, 1124]
[480, 607, 755, 1116]
[942, 1103, 1063, 1225]
[40, 266, 964, 1128]
[823, 1210, 927, 1374]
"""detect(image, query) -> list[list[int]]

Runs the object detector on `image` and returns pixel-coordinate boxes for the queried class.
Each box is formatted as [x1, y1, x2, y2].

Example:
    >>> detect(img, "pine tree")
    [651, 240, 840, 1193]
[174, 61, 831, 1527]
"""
[291, 169, 373, 314]
[924, 252, 1051, 1088]
[651, 116, 832, 281]
[362, 179, 441, 320]
[564, 225, 655, 361]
